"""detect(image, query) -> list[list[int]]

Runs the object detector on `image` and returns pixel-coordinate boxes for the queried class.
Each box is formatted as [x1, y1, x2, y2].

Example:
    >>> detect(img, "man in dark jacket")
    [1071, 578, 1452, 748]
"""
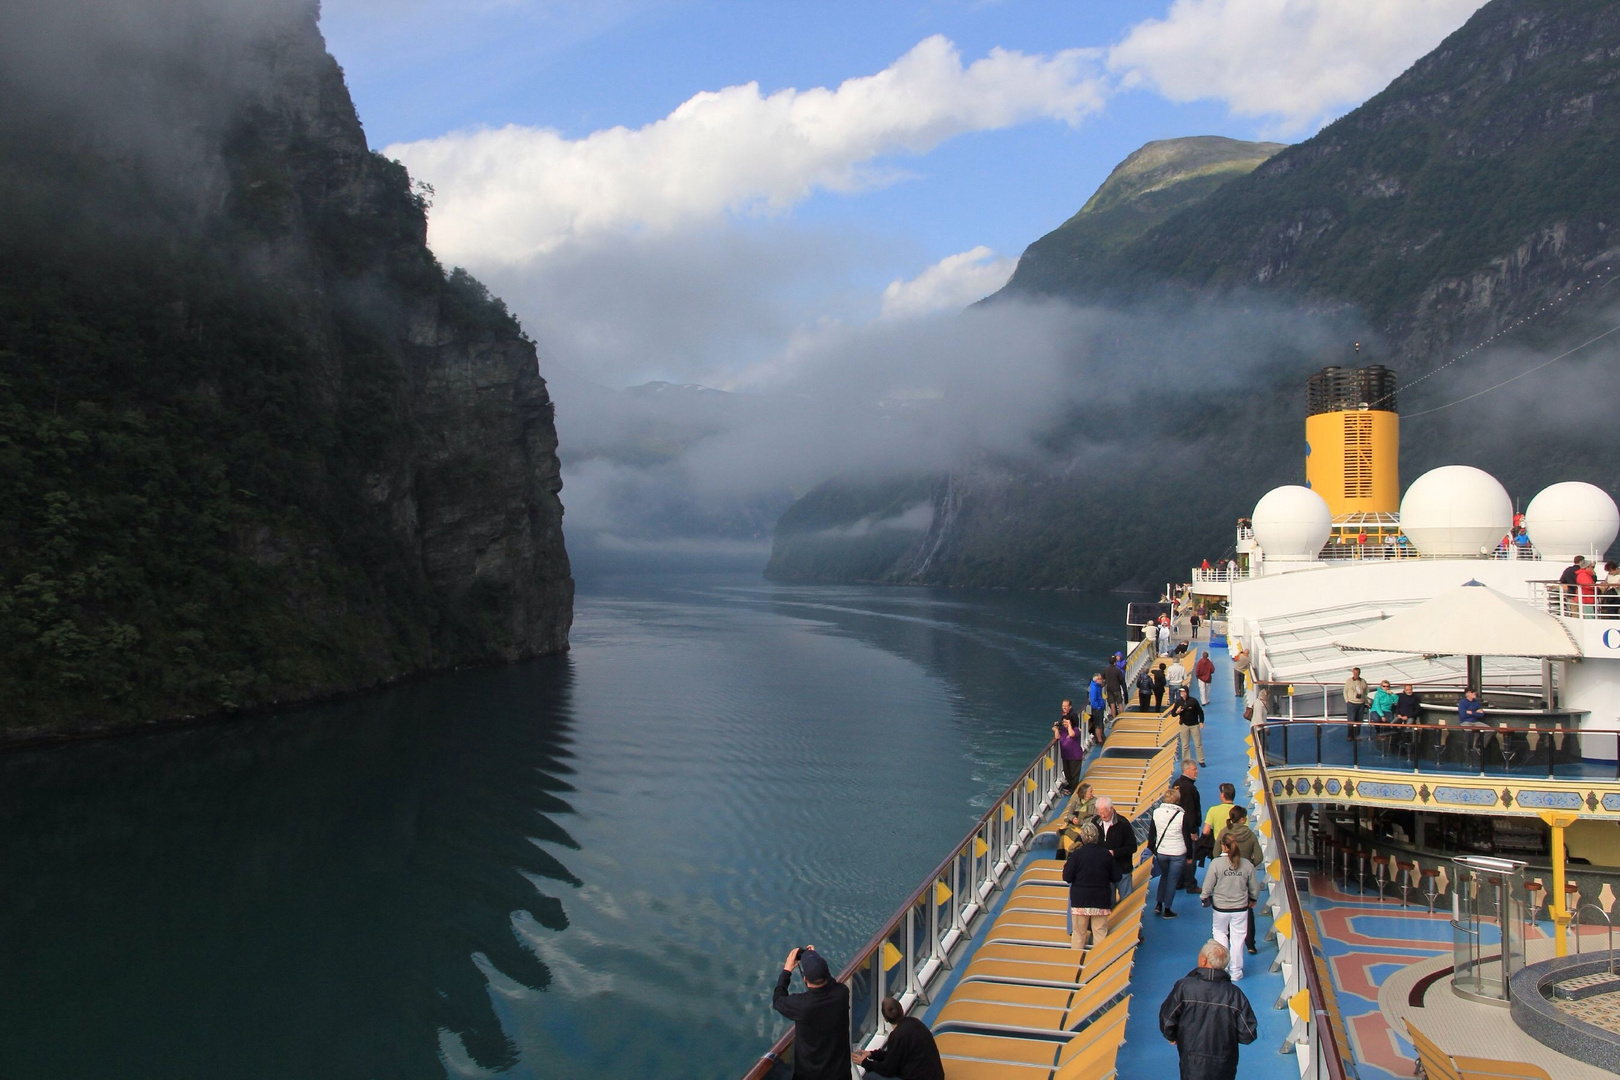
[1171, 688, 1206, 767]
[1172, 763, 1202, 893]
[1102, 662, 1126, 719]
[773, 947, 850, 1080]
[853, 997, 944, 1080]
[1091, 796, 1138, 903]
[1159, 940, 1258, 1080]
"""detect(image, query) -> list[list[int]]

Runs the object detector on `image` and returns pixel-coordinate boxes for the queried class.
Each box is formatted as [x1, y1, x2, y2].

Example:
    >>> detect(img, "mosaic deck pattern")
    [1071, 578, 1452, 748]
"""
[1303, 873, 1466, 1080]
[1554, 988, 1620, 1034]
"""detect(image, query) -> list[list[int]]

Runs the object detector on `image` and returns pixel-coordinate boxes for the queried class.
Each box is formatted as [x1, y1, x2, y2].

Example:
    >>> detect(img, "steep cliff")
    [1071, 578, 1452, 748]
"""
[770, 0, 1620, 591]
[0, 0, 572, 734]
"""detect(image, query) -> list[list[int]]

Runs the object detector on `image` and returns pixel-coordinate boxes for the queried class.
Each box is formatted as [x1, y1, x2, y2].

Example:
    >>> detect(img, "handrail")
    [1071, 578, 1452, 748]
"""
[1529, 580, 1620, 621]
[1253, 735, 1354, 1080]
[739, 735, 1064, 1080]
[1254, 680, 1543, 696]
[1574, 903, 1617, 975]
[1253, 719, 1620, 783]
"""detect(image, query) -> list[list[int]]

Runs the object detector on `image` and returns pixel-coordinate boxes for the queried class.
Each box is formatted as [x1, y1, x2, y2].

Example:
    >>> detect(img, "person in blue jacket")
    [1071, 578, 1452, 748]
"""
[1088, 673, 1109, 746]
[1457, 688, 1489, 760]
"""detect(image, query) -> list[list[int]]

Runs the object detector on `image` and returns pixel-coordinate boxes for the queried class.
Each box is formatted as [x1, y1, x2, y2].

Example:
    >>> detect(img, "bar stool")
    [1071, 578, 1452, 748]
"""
[1329, 840, 1345, 888]
[1523, 881, 1544, 923]
[1498, 723, 1519, 772]
[1420, 867, 1440, 914]
[1396, 861, 1417, 908]
[1370, 854, 1389, 903]
[1354, 849, 1371, 896]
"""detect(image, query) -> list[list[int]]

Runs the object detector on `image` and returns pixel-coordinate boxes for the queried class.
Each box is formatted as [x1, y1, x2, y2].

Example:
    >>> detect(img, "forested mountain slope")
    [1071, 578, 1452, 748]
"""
[0, 1, 572, 735]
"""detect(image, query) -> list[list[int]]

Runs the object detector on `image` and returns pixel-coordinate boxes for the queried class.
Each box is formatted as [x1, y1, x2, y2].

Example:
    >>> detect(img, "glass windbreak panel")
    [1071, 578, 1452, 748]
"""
[910, 901, 930, 976]
[881, 924, 908, 1004]
[1284, 723, 1319, 767]
[1262, 723, 1284, 766]
[846, 960, 877, 1048]
[1452, 917, 1479, 995]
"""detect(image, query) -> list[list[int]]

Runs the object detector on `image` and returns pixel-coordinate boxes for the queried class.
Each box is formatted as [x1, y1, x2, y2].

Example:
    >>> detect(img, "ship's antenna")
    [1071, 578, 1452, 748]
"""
[1364, 266, 1615, 410]
[1402, 321, 1620, 418]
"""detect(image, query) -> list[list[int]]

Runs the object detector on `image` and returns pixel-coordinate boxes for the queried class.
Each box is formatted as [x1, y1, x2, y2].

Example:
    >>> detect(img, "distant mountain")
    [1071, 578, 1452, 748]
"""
[769, 0, 1620, 590]
[1002, 136, 1285, 299]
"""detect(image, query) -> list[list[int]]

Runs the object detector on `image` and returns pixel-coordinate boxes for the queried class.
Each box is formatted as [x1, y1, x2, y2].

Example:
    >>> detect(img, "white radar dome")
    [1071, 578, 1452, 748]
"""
[1524, 482, 1619, 561]
[1251, 486, 1332, 561]
[1398, 465, 1512, 556]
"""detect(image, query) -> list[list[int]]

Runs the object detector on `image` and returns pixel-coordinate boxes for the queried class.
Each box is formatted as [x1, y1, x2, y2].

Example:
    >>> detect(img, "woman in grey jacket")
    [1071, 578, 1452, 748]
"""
[1200, 834, 1258, 980]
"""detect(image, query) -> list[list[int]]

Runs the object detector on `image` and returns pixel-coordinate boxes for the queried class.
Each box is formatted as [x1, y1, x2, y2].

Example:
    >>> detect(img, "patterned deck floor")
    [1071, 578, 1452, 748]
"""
[1302, 869, 1618, 1079]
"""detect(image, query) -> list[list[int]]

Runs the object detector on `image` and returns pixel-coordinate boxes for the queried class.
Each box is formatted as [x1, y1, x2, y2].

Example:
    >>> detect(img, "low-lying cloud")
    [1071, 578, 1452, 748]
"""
[553, 293, 1358, 559]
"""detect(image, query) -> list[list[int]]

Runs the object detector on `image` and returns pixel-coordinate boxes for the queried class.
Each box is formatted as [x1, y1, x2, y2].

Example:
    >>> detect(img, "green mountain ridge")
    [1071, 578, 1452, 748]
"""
[1004, 136, 1286, 297]
[768, 0, 1620, 591]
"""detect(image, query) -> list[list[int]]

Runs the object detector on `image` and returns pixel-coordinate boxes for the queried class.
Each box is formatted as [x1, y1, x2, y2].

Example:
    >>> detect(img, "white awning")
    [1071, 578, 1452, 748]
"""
[1331, 580, 1581, 659]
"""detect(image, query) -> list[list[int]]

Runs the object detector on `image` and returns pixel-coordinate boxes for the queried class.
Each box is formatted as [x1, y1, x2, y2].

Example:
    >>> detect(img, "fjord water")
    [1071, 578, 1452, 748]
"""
[0, 575, 1123, 1079]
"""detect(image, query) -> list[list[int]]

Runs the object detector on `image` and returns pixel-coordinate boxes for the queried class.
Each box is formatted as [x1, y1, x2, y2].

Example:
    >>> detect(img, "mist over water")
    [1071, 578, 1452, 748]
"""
[0, 574, 1126, 1079]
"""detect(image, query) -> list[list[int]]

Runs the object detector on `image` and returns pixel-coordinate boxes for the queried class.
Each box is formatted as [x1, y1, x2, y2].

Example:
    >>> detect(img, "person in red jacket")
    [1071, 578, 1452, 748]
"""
[1194, 651, 1215, 705]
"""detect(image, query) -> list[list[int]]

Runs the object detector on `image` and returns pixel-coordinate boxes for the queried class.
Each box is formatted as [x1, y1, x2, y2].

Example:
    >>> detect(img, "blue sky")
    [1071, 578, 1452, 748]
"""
[325, 3, 1240, 265]
[318, 0, 1486, 389]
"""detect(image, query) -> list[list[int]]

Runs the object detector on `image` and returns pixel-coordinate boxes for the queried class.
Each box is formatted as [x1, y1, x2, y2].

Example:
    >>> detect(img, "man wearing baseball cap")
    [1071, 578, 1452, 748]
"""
[772, 946, 850, 1079]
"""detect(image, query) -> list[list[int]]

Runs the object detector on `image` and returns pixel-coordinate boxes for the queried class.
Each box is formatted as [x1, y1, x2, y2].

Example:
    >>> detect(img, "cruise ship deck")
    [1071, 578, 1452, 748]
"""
[745, 642, 1620, 1080]
[745, 644, 1308, 1080]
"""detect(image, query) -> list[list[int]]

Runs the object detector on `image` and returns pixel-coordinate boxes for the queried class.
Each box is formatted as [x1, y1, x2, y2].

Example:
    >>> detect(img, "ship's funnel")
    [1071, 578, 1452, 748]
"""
[1304, 364, 1399, 518]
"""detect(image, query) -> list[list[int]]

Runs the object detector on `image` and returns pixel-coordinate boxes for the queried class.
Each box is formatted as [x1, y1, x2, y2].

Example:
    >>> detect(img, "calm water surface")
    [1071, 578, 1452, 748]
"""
[0, 575, 1125, 1079]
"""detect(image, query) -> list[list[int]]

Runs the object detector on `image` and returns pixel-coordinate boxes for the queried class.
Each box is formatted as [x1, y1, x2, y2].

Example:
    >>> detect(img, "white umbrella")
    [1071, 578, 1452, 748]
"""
[1332, 580, 1579, 695]
[1332, 581, 1579, 659]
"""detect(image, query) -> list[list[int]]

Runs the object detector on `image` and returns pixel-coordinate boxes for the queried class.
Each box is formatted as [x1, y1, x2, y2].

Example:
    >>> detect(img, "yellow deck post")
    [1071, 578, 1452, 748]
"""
[1537, 811, 1578, 956]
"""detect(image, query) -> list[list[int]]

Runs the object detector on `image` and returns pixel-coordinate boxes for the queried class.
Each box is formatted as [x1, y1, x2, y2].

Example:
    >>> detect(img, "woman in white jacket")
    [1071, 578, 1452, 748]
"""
[1148, 788, 1189, 918]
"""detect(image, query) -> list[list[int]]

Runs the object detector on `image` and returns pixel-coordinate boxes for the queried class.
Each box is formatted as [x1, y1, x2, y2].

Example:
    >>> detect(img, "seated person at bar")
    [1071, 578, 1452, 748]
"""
[1393, 684, 1421, 754]
[1457, 688, 1490, 758]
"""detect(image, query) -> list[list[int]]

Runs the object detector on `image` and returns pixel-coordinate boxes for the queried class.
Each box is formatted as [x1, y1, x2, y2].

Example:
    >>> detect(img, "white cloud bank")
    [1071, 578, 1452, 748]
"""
[386, 35, 1105, 263]
[881, 247, 1018, 320]
[1108, 0, 1489, 133]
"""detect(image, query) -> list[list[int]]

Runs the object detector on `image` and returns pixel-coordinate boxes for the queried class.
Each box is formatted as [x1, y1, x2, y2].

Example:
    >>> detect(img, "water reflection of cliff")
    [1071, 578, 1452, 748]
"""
[0, 657, 579, 1079]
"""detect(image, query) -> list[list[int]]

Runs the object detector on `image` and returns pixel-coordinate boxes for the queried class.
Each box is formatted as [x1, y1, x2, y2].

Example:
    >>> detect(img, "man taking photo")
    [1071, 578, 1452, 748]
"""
[773, 947, 850, 1079]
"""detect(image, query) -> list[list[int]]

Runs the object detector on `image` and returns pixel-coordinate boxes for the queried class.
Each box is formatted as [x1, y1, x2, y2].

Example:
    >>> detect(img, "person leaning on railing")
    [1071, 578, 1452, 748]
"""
[1055, 713, 1086, 795]
[1559, 555, 1586, 615]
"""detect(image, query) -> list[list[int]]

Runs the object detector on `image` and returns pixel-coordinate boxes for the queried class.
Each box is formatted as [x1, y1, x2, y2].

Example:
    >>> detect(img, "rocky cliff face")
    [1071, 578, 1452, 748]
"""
[0, 0, 571, 734]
